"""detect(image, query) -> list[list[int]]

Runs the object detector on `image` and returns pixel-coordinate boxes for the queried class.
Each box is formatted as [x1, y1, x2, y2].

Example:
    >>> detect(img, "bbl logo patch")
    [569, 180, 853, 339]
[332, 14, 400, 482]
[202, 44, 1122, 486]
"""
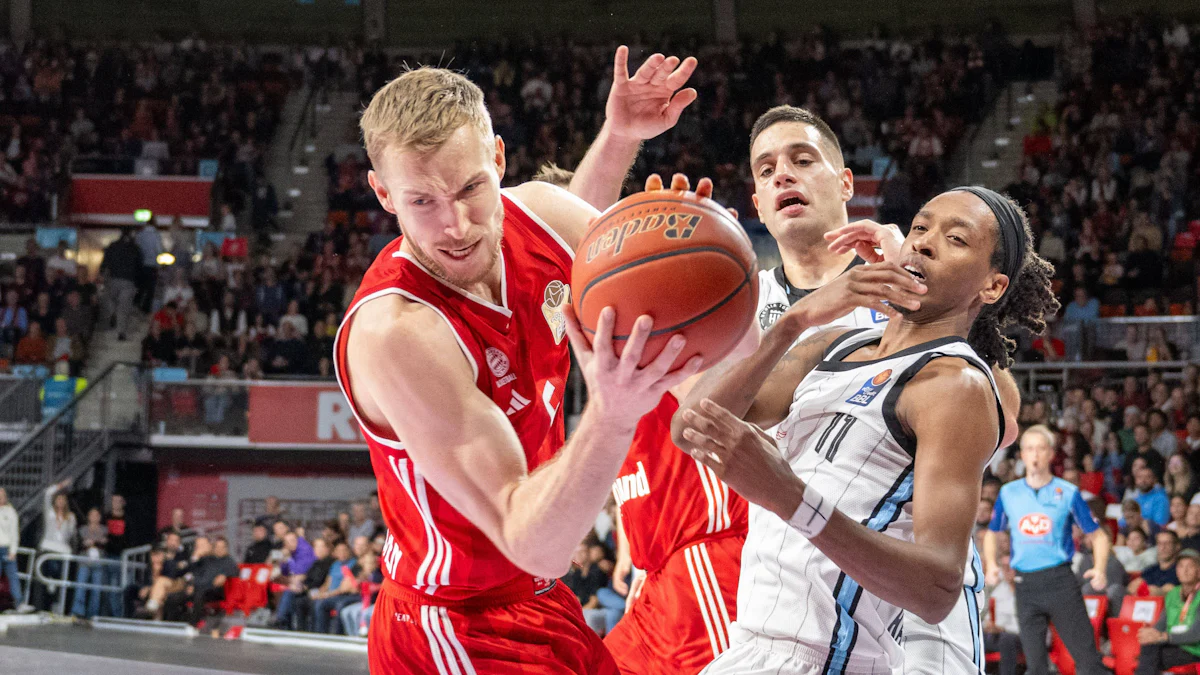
[871, 309, 890, 323]
[846, 369, 892, 406]
[759, 302, 788, 330]
[542, 280, 570, 345]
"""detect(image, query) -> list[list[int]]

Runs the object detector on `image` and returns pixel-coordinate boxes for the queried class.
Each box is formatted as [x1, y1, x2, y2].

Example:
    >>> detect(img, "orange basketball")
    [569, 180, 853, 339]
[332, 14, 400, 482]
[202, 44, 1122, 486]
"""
[571, 190, 758, 370]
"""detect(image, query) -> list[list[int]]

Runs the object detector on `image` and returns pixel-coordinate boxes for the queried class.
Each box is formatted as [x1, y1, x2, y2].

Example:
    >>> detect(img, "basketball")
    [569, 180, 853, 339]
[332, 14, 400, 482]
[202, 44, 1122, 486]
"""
[571, 190, 759, 370]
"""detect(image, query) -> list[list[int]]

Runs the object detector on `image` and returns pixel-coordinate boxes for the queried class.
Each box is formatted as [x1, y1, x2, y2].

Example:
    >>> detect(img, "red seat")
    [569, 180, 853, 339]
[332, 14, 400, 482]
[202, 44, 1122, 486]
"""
[1078, 472, 1104, 498]
[1107, 617, 1144, 675]
[1119, 595, 1164, 622]
[1049, 595, 1107, 675]
[237, 564, 273, 615]
[220, 577, 245, 615]
[1189, 220, 1200, 238]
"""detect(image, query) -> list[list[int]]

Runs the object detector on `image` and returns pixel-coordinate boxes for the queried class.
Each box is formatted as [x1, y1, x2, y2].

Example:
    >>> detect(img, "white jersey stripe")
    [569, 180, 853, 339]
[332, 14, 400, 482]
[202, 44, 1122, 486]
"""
[414, 470, 453, 589]
[438, 607, 477, 675]
[428, 606, 464, 675]
[684, 545, 722, 657]
[392, 457, 439, 594]
[690, 545, 730, 653]
[693, 458, 718, 534]
[716, 473, 732, 531]
[421, 606, 452, 675]
[698, 542, 733, 650]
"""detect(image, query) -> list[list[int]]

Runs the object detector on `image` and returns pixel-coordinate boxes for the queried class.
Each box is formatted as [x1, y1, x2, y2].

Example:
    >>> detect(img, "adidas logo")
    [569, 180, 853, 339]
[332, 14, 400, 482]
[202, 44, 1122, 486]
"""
[506, 391, 531, 415]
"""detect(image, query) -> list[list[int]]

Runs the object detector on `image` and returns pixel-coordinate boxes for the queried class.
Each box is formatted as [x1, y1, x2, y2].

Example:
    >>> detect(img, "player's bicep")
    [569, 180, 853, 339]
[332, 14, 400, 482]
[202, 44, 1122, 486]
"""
[508, 181, 599, 251]
[906, 370, 998, 580]
[346, 301, 528, 546]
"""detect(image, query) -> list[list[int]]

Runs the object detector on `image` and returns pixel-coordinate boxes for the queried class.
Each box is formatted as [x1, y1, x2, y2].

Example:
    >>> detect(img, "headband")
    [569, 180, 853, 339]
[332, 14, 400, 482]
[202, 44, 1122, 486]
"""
[951, 185, 1027, 298]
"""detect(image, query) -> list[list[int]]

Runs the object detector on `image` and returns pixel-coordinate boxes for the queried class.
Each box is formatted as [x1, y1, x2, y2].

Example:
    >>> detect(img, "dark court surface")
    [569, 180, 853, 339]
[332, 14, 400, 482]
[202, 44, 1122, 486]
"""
[0, 624, 370, 675]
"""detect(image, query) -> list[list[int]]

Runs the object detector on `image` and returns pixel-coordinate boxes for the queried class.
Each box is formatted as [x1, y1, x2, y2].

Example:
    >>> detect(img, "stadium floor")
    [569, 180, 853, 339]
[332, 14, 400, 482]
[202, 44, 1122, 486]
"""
[0, 623, 369, 675]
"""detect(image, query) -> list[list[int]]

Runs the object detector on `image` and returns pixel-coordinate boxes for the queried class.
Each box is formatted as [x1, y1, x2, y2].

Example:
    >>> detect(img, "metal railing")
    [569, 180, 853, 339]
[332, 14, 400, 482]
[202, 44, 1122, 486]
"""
[31, 550, 146, 616]
[0, 362, 143, 520]
[0, 373, 48, 436]
[1009, 360, 1192, 396]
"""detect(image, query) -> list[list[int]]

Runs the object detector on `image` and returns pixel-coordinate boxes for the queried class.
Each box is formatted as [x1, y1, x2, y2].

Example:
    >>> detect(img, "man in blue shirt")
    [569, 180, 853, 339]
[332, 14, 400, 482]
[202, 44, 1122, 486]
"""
[984, 425, 1112, 675]
[1126, 465, 1171, 527]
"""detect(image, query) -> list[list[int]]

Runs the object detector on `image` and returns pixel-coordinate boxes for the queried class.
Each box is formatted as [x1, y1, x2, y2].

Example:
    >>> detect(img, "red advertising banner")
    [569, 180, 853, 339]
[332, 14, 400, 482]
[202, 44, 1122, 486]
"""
[248, 383, 366, 448]
[847, 177, 881, 221]
[71, 174, 213, 227]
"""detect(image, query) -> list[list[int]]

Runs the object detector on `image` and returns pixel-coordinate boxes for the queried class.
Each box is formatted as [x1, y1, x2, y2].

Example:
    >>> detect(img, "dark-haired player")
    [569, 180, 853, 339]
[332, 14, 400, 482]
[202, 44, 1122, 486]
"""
[675, 186, 1059, 674]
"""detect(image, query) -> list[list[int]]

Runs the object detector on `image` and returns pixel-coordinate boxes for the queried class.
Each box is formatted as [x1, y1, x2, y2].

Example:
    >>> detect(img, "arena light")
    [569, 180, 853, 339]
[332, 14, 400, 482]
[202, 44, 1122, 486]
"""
[134, 209, 153, 223]
[156, 252, 176, 266]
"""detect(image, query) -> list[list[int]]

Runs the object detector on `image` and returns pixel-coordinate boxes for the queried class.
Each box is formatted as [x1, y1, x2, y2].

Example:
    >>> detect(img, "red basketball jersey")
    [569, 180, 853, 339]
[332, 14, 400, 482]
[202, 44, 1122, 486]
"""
[334, 191, 574, 602]
[613, 393, 748, 573]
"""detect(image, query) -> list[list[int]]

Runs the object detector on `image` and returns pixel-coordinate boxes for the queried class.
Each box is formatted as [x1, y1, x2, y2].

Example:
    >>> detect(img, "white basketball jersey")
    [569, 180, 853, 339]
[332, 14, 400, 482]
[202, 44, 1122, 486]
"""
[756, 264, 889, 339]
[733, 328, 1002, 674]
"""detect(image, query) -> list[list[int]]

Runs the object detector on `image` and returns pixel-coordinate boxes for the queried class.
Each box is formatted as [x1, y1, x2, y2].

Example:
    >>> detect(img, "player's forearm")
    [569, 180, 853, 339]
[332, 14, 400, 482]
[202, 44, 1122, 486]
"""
[568, 122, 641, 210]
[497, 404, 637, 578]
[810, 511, 964, 623]
[1091, 529, 1111, 574]
[983, 530, 998, 575]
[672, 312, 809, 443]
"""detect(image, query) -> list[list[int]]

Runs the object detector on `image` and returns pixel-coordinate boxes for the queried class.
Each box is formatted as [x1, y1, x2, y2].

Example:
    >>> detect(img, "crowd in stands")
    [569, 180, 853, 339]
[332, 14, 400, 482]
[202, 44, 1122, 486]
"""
[325, 26, 1033, 234]
[0, 238, 99, 376]
[1012, 16, 1200, 360]
[0, 36, 299, 225]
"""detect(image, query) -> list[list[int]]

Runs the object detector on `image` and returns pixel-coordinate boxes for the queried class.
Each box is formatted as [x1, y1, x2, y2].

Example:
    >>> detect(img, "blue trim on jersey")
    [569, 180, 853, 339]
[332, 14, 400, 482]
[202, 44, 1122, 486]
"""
[967, 540, 985, 593]
[965, 588, 983, 674]
[821, 467, 915, 675]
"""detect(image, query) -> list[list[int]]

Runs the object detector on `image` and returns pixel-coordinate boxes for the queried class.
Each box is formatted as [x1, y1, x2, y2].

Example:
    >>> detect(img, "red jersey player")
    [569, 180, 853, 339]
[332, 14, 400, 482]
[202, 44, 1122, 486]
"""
[335, 50, 706, 673]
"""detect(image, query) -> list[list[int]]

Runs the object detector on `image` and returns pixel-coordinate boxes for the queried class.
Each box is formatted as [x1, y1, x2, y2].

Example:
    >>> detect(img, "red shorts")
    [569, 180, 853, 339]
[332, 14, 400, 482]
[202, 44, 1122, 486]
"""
[368, 577, 618, 674]
[604, 534, 743, 675]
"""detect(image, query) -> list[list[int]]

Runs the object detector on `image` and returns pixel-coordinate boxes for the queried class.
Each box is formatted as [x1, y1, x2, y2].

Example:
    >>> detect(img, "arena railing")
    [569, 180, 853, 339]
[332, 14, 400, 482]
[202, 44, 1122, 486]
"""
[30, 549, 146, 617]
[1009, 359, 1192, 396]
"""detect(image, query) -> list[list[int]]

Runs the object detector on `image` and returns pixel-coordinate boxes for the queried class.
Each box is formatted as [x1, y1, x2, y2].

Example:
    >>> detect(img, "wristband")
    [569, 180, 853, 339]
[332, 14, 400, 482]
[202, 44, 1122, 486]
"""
[787, 485, 833, 538]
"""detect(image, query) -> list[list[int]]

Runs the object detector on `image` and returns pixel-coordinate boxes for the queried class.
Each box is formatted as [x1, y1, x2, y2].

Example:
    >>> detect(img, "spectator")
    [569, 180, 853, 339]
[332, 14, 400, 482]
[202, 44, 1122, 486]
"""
[1185, 415, 1200, 454]
[135, 223, 163, 313]
[312, 541, 360, 634]
[243, 524, 273, 564]
[0, 487, 26, 611]
[163, 536, 238, 626]
[347, 502, 375, 544]
[265, 320, 308, 374]
[31, 480, 75, 611]
[254, 496, 285, 530]
[141, 321, 175, 366]
[1115, 529, 1160, 574]
[254, 269, 286, 326]
[1133, 530, 1182, 596]
[13, 321, 48, 365]
[210, 291, 248, 338]
[0, 289, 28, 355]
[59, 290, 92, 344]
[28, 292, 54, 336]
[983, 555, 1022, 675]
[1135, 548, 1200, 674]
[273, 529, 316, 627]
[1149, 409, 1181, 458]
[1167, 457, 1196, 501]
[563, 532, 611, 636]
[49, 318, 83, 373]
[279, 300, 308, 338]
[45, 241, 76, 282]
[281, 538, 331, 631]
[127, 547, 167, 619]
[1169, 495, 1192, 533]
[1127, 465, 1172, 527]
[1125, 425, 1167, 481]
[1122, 499, 1162, 543]
[336, 552, 383, 637]
[99, 229, 141, 341]
[70, 507, 108, 618]
[103, 494, 128, 617]
[158, 508, 196, 544]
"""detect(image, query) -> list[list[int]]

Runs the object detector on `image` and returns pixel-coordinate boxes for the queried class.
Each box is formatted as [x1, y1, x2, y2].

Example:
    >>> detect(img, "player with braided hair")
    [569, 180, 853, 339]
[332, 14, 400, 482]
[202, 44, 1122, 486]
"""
[670, 186, 1057, 675]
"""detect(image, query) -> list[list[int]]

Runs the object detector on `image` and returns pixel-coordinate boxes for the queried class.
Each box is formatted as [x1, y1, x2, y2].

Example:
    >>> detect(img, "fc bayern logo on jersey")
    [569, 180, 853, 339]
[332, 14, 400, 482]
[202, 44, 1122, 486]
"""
[846, 369, 892, 406]
[485, 347, 510, 378]
[1018, 513, 1052, 537]
[758, 302, 787, 330]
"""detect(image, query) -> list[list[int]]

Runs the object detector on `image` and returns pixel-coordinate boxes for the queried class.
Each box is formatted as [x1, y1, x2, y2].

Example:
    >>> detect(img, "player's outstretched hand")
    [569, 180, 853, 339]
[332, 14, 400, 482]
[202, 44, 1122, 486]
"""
[606, 46, 698, 142]
[563, 304, 703, 425]
[643, 173, 739, 219]
[792, 261, 926, 323]
[679, 399, 804, 520]
[824, 220, 905, 263]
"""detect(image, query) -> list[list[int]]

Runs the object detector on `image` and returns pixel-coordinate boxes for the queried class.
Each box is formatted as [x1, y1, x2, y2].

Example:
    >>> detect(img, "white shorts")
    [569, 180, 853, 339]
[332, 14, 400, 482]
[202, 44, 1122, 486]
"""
[900, 587, 984, 675]
[701, 627, 896, 675]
